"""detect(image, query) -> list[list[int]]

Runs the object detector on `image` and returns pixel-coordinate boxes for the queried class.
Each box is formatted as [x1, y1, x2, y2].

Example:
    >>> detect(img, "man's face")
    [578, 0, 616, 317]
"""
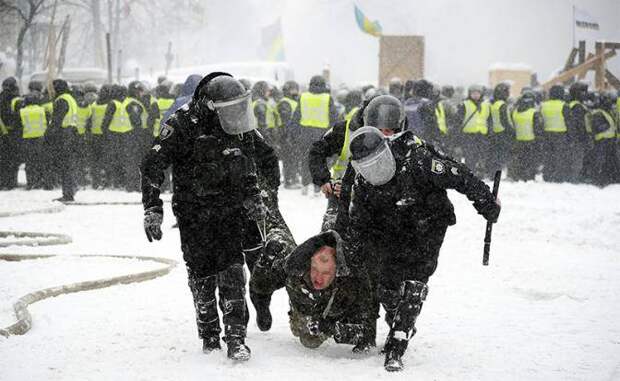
[310, 246, 337, 290]
[380, 128, 395, 137]
[470, 91, 481, 101]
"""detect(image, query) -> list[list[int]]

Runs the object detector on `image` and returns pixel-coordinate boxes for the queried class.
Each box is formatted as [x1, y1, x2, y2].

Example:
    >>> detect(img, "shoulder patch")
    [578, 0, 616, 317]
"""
[431, 159, 445, 174]
[159, 122, 174, 140]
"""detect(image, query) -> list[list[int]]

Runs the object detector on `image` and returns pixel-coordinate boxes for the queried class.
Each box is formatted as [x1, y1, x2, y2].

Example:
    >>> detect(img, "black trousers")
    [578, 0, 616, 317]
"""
[360, 224, 448, 341]
[177, 205, 248, 341]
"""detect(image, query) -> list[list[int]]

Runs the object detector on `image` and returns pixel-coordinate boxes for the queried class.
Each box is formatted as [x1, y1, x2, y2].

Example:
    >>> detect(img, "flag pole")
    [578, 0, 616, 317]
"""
[572, 4, 576, 48]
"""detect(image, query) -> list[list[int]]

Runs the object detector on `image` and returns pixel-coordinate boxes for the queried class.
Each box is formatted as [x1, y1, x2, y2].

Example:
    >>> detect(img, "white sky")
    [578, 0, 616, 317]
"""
[167, 0, 620, 88]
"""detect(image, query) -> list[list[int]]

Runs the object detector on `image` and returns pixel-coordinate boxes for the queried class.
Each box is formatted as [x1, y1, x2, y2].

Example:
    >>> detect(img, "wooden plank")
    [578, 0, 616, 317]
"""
[595, 42, 605, 90]
[605, 70, 620, 90]
[564, 48, 578, 71]
[578, 41, 586, 64]
[542, 50, 616, 90]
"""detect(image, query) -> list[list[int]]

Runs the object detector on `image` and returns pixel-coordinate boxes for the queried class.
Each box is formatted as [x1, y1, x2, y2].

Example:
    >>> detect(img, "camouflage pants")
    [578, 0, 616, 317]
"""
[288, 308, 329, 349]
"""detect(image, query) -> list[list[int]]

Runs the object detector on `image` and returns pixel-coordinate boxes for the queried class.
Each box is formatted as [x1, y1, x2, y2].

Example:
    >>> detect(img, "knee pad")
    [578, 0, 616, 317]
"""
[390, 280, 428, 340]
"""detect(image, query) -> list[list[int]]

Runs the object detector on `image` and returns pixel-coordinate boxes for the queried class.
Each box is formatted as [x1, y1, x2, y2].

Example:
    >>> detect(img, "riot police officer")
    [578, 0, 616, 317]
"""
[341, 124, 500, 371]
[140, 72, 278, 361]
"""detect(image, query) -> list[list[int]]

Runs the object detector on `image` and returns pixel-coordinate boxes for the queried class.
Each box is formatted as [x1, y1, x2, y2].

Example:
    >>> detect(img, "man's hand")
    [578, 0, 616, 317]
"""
[243, 194, 268, 221]
[144, 207, 163, 242]
[333, 182, 342, 198]
[320, 182, 333, 197]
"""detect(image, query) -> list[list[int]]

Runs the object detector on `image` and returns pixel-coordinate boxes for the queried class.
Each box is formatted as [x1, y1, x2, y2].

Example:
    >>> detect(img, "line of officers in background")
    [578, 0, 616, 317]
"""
[1, 73, 619, 201]
[0, 76, 178, 200]
[250, 77, 620, 190]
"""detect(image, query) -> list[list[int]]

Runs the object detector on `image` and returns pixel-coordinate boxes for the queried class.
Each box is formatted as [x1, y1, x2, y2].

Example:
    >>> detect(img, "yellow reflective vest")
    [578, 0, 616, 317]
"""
[76, 104, 92, 135]
[329, 108, 359, 181]
[512, 108, 536, 142]
[108, 100, 132, 133]
[154, 97, 175, 137]
[276, 97, 298, 126]
[57, 93, 78, 128]
[541, 99, 567, 133]
[462, 99, 490, 134]
[570, 100, 591, 133]
[435, 102, 448, 135]
[90, 103, 108, 135]
[591, 109, 617, 141]
[19, 104, 47, 139]
[0, 112, 7, 135]
[490, 100, 509, 133]
[299, 92, 331, 128]
[252, 98, 277, 129]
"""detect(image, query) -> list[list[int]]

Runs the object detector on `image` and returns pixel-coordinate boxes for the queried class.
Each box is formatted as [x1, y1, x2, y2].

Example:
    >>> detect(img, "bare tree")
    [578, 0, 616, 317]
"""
[0, 0, 52, 80]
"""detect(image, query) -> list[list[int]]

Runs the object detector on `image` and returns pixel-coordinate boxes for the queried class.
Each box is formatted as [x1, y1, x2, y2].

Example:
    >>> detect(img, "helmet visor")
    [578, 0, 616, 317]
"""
[351, 140, 396, 186]
[212, 91, 256, 135]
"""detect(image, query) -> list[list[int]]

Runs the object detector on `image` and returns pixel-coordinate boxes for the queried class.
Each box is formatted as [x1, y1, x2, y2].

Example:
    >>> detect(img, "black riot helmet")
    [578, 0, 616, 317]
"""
[598, 91, 617, 111]
[251, 81, 270, 100]
[493, 83, 510, 101]
[128, 80, 145, 98]
[98, 84, 112, 103]
[282, 80, 300, 98]
[52, 79, 69, 95]
[548, 85, 566, 100]
[28, 80, 43, 93]
[194, 72, 255, 135]
[2, 77, 18, 92]
[349, 126, 396, 186]
[362, 94, 405, 132]
[569, 82, 588, 102]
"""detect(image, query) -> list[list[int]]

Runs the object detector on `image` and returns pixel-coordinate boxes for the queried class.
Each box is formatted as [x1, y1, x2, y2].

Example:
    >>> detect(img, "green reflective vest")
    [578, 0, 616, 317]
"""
[512, 108, 536, 142]
[462, 99, 490, 134]
[108, 100, 132, 133]
[435, 102, 448, 135]
[570, 100, 591, 133]
[19, 104, 47, 139]
[329, 108, 359, 181]
[57, 93, 78, 128]
[541, 99, 567, 133]
[591, 109, 617, 141]
[299, 92, 331, 128]
[276, 97, 298, 126]
[490, 100, 509, 133]
[252, 98, 277, 129]
[76, 104, 91, 135]
[43, 101, 53, 114]
[154, 97, 175, 137]
[0, 113, 7, 135]
[10, 97, 21, 113]
[123, 96, 146, 129]
[91, 103, 108, 135]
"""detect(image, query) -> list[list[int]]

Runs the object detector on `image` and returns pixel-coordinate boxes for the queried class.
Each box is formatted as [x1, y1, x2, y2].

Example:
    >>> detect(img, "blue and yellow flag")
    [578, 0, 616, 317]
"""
[354, 4, 382, 37]
[259, 18, 285, 61]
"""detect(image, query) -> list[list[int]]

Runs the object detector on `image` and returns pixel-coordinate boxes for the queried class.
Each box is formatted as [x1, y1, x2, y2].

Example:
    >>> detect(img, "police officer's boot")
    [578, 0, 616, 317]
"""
[187, 270, 222, 353]
[382, 280, 428, 372]
[251, 292, 272, 331]
[218, 264, 251, 361]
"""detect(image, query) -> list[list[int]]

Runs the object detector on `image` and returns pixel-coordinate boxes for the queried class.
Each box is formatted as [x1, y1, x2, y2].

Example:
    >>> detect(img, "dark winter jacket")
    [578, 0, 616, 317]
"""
[404, 96, 438, 141]
[341, 131, 498, 256]
[140, 102, 279, 213]
[308, 107, 363, 187]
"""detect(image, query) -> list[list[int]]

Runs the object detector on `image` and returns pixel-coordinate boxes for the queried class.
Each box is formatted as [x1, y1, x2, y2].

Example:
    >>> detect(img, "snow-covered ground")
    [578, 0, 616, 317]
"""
[1, 180, 619, 380]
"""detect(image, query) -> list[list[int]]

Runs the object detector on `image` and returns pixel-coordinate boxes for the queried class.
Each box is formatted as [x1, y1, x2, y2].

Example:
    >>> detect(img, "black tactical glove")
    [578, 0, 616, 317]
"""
[243, 194, 268, 222]
[476, 199, 501, 223]
[144, 206, 163, 242]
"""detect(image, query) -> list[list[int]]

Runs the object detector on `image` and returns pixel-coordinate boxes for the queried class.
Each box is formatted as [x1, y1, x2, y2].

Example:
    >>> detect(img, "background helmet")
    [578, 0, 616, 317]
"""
[362, 94, 405, 132]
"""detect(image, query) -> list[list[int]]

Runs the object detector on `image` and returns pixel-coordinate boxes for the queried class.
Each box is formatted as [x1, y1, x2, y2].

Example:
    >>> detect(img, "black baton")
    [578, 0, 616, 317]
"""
[483, 170, 502, 266]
